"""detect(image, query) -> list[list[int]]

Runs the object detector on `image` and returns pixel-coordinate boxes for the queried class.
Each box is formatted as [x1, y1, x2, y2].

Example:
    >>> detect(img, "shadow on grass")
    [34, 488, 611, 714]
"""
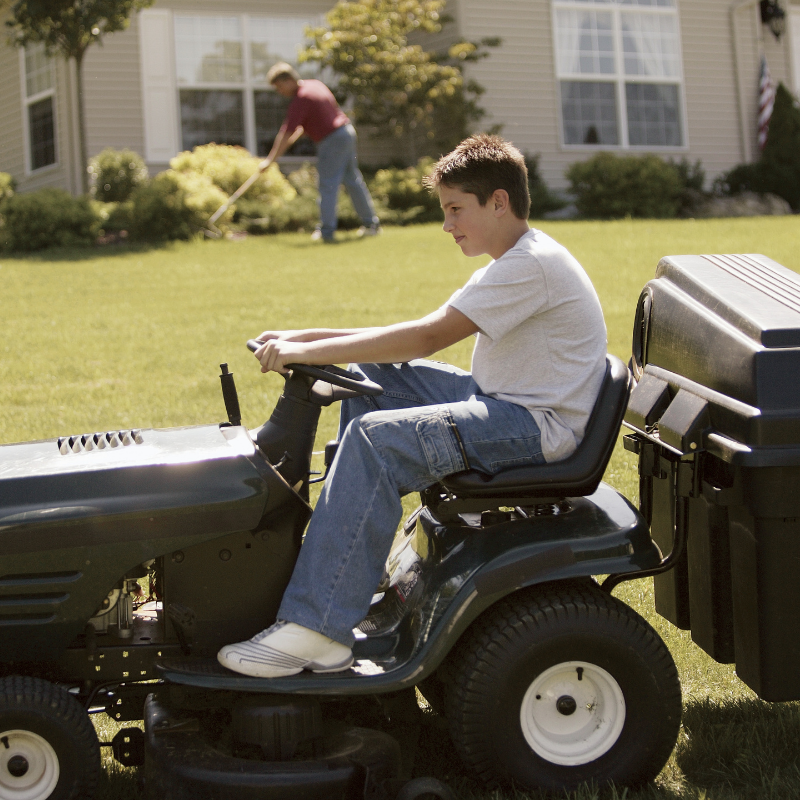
[1, 230, 383, 262]
[1, 241, 174, 262]
[675, 697, 800, 798]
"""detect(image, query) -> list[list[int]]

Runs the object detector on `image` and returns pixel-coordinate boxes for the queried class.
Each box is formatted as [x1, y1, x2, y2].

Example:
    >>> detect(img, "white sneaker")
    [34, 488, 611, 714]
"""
[311, 229, 334, 243]
[217, 621, 353, 678]
[357, 224, 382, 238]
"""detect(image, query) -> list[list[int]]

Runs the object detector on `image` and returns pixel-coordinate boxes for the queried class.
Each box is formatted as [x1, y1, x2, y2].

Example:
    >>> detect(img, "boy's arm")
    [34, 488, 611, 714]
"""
[254, 306, 478, 374]
[255, 328, 378, 344]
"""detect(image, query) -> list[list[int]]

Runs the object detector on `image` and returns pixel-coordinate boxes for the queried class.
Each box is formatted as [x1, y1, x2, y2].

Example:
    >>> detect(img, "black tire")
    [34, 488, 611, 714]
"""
[445, 582, 681, 793]
[0, 676, 101, 800]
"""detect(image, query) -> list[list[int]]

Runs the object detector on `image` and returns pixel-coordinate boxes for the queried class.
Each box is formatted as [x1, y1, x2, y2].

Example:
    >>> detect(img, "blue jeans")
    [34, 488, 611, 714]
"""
[277, 360, 546, 646]
[316, 124, 378, 240]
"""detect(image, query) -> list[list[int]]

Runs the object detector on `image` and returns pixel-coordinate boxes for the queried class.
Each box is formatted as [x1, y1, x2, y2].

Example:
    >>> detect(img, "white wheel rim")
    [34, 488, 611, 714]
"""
[0, 730, 60, 800]
[520, 660, 626, 766]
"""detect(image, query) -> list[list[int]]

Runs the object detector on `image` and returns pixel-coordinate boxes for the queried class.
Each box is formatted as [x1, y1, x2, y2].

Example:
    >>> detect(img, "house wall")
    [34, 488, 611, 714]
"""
[458, 0, 800, 191]
[82, 17, 146, 162]
[0, 16, 80, 194]
[3, 0, 799, 196]
[81, 0, 336, 174]
[791, 4, 800, 92]
[0, 38, 26, 184]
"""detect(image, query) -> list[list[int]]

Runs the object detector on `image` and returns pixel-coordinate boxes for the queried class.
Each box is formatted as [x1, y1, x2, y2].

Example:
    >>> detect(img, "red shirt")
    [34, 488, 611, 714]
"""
[280, 79, 349, 143]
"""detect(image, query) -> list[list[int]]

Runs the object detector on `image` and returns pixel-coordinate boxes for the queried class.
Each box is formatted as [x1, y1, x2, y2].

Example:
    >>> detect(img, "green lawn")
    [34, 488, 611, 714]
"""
[2, 216, 800, 799]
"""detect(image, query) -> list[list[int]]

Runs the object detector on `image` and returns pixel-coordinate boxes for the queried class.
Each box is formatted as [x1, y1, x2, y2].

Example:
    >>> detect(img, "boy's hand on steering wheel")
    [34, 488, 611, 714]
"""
[253, 338, 307, 374]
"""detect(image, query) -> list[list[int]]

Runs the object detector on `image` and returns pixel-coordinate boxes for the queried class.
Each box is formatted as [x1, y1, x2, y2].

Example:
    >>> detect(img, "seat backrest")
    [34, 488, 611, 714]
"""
[440, 354, 632, 500]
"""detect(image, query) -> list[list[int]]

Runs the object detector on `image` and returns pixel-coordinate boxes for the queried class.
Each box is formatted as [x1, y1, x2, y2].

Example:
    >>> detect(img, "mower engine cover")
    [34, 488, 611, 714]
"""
[0, 424, 269, 662]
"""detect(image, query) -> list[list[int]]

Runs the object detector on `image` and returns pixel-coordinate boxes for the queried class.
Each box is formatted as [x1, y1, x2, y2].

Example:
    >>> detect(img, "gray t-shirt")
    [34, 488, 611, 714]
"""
[448, 228, 607, 462]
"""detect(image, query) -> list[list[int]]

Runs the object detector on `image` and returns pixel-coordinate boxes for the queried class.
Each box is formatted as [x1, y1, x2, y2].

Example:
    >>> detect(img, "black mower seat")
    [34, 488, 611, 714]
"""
[440, 354, 631, 500]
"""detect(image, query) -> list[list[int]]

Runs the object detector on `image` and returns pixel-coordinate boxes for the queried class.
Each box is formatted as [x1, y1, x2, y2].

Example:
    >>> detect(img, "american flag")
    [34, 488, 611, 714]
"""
[758, 56, 775, 150]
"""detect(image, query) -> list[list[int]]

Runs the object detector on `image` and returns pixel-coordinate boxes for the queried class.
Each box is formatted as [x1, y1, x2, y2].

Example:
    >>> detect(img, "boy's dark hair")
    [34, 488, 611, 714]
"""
[424, 134, 531, 220]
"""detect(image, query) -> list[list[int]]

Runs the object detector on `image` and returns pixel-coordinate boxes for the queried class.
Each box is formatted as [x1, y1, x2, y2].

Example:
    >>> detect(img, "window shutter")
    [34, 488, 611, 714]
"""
[139, 9, 179, 162]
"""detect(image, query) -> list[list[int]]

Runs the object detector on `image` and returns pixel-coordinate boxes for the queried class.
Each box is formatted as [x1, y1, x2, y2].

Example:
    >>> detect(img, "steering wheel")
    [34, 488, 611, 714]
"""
[246, 339, 383, 396]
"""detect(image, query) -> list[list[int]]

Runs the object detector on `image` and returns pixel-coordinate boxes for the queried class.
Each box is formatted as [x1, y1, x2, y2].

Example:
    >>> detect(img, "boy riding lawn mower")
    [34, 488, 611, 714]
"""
[1, 253, 797, 800]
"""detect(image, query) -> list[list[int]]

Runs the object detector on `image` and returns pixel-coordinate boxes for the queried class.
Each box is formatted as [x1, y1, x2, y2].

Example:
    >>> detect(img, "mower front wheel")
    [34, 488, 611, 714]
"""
[0, 676, 101, 800]
[446, 581, 681, 793]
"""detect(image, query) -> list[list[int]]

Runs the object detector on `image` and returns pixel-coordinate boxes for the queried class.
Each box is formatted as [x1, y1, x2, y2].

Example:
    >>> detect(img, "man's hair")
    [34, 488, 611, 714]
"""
[267, 62, 301, 85]
[424, 134, 530, 220]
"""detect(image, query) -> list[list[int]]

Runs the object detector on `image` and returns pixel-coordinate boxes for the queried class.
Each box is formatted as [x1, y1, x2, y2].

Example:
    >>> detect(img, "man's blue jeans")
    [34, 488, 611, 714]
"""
[277, 360, 546, 646]
[317, 124, 379, 240]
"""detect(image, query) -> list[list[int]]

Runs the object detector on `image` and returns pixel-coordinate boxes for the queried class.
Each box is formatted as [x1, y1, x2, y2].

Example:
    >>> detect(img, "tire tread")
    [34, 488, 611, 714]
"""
[445, 581, 681, 791]
[0, 675, 101, 800]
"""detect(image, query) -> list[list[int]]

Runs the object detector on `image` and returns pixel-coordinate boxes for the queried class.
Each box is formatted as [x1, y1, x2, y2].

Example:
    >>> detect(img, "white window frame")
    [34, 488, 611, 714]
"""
[173, 12, 322, 155]
[19, 45, 59, 175]
[552, 0, 689, 151]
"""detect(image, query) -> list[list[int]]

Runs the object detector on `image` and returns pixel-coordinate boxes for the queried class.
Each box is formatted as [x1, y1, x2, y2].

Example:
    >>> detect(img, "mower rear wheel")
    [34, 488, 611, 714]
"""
[445, 581, 681, 792]
[0, 676, 101, 800]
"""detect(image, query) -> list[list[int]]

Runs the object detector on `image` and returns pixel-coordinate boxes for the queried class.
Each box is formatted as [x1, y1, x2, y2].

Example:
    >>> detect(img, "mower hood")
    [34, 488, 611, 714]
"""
[0, 424, 268, 557]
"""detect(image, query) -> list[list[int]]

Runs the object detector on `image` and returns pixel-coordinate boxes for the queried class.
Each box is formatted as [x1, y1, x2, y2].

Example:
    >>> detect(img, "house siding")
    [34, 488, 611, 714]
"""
[0, 22, 79, 194]
[82, 15, 146, 162]
[459, 0, 800, 191]
[457, 1, 564, 188]
[0, 42, 26, 182]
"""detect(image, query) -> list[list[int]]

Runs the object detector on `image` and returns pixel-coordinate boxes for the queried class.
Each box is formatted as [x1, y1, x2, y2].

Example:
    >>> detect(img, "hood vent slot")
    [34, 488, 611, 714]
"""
[58, 430, 144, 455]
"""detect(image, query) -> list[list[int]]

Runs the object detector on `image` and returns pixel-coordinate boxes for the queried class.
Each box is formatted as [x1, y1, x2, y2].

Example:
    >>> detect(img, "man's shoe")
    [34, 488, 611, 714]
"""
[311, 229, 335, 243]
[217, 621, 353, 678]
[357, 224, 382, 238]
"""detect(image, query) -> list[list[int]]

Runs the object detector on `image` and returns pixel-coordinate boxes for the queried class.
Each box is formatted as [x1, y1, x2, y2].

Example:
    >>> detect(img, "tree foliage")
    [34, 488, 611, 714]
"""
[6, 0, 152, 62]
[300, 0, 498, 154]
[5, 0, 154, 192]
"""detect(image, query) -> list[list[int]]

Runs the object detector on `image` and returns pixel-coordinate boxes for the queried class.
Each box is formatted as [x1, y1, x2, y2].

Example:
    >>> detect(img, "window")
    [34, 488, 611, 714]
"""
[22, 43, 57, 171]
[174, 14, 321, 156]
[553, 0, 685, 148]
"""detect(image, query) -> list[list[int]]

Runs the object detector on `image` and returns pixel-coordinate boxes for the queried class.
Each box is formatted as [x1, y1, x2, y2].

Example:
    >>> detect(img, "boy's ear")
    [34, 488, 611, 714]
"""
[492, 189, 510, 216]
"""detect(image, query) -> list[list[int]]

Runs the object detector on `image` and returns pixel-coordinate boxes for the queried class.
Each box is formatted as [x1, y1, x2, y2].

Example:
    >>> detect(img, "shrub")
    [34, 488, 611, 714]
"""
[127, 171, 232, 242]
[670, 158, 707, 216]
[0, 173, 15, 203]
[169, 144, 296, 211]
[88, 148, 149, 202]
[566, 152, 684, 219]
[369, 158, 442, 225]
[235, 162, 319, 234]
[0, 188, 99, 252]
[92, 200, 134, 236]
[525, 154, 566, 218]
[715, 83, 800, 210]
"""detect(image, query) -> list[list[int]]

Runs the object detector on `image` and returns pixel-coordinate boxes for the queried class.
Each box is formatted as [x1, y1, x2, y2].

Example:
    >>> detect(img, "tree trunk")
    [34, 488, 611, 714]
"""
[74, 51, 88, 195]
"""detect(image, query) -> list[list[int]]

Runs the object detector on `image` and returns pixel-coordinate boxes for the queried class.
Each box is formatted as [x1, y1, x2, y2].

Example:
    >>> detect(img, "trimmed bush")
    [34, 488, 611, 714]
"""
[127, 171, 232, 242]
[92, 200, 135, 238]
[525, 153, 566, 218]
[235, 163, 318, 234]
[169, 144, 296, 212]
[370, 158, 442, 225]
[89, 148, 149, 202]
[566, 152, 684, 219]
[0, 189, 99, 252]
[0, 173, 15, 203]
